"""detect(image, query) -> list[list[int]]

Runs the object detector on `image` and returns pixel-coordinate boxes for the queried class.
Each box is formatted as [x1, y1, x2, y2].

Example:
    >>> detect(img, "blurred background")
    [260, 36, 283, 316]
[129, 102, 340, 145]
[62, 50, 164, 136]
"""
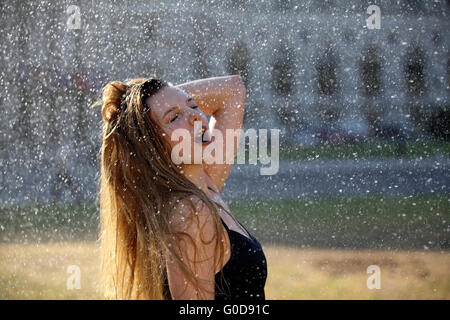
[0, 0, 449, 299]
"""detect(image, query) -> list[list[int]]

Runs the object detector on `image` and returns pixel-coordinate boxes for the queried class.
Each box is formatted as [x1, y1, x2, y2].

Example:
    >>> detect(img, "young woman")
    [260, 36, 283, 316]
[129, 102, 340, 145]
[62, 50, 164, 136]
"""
[93, 75, 267, 300]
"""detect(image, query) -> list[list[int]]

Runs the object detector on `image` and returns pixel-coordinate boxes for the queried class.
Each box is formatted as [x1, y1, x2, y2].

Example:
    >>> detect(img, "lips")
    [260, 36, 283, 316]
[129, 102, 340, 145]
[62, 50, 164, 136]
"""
[202, 135, 214, 146]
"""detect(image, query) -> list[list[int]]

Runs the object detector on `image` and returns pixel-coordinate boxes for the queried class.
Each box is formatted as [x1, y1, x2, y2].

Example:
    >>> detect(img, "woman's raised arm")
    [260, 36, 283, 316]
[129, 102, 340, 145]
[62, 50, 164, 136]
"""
[176, 75, 246, 190]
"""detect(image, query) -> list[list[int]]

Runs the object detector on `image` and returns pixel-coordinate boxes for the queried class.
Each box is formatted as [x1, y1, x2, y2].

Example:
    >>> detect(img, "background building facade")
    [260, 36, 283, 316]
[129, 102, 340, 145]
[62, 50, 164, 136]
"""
[0, 0, 449, 204]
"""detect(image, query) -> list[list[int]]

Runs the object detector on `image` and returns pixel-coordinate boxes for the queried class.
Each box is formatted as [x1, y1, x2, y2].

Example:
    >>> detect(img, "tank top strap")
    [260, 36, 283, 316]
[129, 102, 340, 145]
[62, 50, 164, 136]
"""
[236, 220, 253, 239]
[208, 187, 230, 229]
[219, 215, 230, 231]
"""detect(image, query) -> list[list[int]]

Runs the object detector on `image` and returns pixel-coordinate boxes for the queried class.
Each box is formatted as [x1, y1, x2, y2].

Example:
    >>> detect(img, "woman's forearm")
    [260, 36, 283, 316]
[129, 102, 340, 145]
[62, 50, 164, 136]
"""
[175, 75, 245, 115]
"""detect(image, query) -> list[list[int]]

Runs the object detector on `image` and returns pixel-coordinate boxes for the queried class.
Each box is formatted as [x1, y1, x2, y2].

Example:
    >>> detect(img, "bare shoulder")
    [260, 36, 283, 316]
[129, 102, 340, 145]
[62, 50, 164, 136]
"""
[168, 195, 214, 235]
[165, 195, 221, 299]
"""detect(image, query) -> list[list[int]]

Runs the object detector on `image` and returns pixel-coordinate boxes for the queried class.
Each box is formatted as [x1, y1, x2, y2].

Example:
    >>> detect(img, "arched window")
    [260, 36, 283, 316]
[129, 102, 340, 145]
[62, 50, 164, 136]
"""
[271, 42, 294, 96]
[359, 46, 382, 97]
[315, 47, 338, 96]
[404, 45, 426, 96]
[226, 41, 250, 84]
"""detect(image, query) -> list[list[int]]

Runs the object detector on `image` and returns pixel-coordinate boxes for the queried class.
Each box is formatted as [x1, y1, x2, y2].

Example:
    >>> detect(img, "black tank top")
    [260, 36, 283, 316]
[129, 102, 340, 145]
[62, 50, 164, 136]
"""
[162, 192, 267, 300]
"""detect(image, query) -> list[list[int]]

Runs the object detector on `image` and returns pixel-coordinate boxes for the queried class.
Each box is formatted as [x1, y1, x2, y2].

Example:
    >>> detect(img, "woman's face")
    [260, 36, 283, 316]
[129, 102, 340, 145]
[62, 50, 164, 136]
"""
[145, 85, 212, 164]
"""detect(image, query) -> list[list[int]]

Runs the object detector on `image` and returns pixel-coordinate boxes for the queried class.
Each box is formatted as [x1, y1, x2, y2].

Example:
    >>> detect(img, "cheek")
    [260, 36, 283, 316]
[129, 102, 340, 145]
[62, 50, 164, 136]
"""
[161, 128, 187, 153]
[163, 124, 197, 157]
[169, 121, 195, 141]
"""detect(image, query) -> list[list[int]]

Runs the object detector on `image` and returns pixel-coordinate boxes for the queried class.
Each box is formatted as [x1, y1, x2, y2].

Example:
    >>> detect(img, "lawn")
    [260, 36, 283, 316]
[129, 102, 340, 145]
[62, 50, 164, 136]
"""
[278, 139, 450, 161]
[0, 242, 449, 299]
[1, 195, 449, 249]
[1, 195, 449, 299]
[229, 195, 450, 250]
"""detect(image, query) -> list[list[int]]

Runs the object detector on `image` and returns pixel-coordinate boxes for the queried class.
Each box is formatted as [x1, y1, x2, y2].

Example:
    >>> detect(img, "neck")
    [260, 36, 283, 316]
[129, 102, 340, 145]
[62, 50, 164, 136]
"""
[180, 163, 208, 193]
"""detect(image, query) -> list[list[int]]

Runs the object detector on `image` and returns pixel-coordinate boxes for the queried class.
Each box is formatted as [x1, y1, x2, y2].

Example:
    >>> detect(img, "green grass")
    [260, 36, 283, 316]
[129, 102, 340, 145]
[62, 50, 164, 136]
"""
[1, 195, 448, 250]
[1, 196, 449, 299]
[0, 202, 99, 242]
[228, 195, 450, 249]
[278, 139, 450, 161]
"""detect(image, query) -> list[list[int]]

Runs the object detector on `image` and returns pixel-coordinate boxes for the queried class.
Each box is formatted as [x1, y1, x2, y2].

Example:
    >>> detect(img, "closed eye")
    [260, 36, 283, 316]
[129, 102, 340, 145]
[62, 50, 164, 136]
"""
[191, 105, 198, 109]
[169, 114, 179, 123]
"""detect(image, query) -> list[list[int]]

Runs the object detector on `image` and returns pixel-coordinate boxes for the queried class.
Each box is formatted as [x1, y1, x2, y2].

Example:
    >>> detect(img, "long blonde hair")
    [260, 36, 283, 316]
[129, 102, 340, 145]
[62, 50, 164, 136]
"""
[91, 77, 227, 299]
